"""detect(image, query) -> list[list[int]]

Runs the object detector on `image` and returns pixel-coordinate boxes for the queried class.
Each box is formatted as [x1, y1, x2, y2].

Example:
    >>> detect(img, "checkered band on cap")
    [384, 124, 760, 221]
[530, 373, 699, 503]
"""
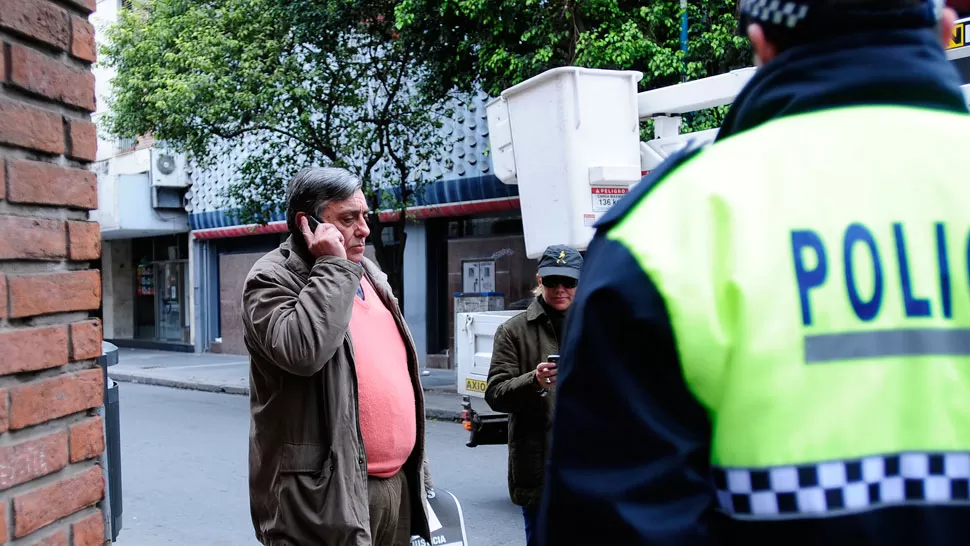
[714, 452, 970, 520]
[739, 0, 945, 28]
[739, 0, 810, 28]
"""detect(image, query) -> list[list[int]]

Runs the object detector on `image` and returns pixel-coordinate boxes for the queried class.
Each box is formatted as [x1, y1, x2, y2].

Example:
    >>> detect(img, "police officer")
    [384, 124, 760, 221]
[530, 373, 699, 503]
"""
[537, 0, 970, 544]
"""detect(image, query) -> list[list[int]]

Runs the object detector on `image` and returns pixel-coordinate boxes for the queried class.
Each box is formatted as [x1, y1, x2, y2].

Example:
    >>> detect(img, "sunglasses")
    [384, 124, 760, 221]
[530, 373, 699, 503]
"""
[542, 276, 577, 289]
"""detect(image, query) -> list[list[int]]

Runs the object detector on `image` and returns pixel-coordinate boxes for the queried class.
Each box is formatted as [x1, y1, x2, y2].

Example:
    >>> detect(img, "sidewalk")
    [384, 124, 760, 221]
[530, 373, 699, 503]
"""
[108, 348, 489, 421]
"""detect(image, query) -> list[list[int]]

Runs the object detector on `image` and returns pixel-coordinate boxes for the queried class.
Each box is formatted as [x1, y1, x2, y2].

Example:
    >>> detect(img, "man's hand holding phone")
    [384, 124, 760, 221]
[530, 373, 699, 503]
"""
[300, 214, 346, 259]
[536, 355, 559, 390]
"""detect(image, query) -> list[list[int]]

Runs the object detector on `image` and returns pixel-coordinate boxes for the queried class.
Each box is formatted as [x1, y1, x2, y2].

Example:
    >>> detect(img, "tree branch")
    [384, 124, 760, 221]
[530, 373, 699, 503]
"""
[206, 123, 319, 152]
[293, 99, 338, 161]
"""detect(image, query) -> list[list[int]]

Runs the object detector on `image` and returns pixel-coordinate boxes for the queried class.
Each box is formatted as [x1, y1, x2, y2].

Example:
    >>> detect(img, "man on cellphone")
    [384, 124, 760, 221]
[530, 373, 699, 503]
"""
[242, 166, 434, 546]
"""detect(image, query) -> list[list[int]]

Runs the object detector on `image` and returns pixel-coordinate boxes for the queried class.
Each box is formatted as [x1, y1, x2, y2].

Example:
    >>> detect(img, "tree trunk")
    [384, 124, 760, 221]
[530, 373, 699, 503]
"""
[367, 216, 408, 311]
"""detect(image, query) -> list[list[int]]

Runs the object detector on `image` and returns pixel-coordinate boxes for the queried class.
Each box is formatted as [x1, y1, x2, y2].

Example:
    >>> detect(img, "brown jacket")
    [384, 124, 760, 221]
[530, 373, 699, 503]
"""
[242, 236, 432, 546]
[484, 298, 559, 507]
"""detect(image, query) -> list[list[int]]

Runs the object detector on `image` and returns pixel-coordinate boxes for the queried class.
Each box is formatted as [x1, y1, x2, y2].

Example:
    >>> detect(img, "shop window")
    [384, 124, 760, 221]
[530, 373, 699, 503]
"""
[446, 213, 523, 239]
[131, 234, 191, 344]
[381, 227, 398, 245]
[132, 234, 189, 263]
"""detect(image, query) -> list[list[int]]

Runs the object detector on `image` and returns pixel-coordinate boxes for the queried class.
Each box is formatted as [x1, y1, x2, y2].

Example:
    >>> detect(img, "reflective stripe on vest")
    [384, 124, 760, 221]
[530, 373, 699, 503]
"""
[607, 104, 970, 519]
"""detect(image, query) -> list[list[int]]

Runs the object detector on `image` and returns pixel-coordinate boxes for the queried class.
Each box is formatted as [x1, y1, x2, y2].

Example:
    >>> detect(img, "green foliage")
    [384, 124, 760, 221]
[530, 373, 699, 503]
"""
[102, 0, 751, 297]
[396, 0, 751, 107]
[101, 0, 445, 227]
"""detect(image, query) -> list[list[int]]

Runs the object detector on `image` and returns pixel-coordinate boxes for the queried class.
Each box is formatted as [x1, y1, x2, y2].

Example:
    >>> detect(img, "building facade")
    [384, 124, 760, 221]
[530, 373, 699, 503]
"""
[91, 0, 194, 352]
[186, 92, 540, 366]
[90, 10, 542, 363]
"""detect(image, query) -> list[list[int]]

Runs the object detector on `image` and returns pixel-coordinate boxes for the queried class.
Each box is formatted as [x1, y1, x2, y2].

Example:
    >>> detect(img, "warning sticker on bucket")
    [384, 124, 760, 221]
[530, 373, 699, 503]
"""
[591, 187, 628, 212]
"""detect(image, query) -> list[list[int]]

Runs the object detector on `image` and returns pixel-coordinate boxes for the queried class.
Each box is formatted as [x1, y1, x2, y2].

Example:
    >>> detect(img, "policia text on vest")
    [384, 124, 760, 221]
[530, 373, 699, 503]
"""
[792, 222, 965, 363]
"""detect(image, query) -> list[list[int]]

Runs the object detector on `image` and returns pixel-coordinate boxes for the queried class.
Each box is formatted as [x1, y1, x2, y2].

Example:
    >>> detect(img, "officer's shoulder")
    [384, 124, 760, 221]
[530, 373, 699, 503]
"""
[593, 141, 707, 232]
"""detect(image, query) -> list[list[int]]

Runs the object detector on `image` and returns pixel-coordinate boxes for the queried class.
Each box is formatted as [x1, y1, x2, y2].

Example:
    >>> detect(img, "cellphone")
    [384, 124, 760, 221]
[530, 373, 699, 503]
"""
[305, 213, 322, 232]
[547, 355, 559, 368]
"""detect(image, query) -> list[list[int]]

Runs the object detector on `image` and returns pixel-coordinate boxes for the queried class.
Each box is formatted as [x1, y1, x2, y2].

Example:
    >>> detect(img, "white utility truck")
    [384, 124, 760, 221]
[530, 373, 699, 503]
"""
[457, 25, 970, 447]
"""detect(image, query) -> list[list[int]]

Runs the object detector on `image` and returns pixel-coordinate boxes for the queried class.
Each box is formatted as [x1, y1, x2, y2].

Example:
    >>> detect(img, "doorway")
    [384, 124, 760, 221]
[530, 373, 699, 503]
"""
[132, 235, 191, 345]
[155, 260, 189, 343]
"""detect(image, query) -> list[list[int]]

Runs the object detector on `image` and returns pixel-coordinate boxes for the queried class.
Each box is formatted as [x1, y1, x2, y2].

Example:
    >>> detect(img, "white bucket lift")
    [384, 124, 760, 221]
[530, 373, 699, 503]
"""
[485, 65, 756, 258]
[486, 67, 754, 258]
[487, 63, 970, 259]
[486, 67, 644, 259]
[637, 68, 756, 173]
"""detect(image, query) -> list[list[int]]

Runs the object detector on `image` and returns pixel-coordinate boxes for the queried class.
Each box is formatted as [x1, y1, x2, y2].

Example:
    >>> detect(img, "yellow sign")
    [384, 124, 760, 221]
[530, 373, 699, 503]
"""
[948, 21, 965, 50]
[465, 379, 487, 393]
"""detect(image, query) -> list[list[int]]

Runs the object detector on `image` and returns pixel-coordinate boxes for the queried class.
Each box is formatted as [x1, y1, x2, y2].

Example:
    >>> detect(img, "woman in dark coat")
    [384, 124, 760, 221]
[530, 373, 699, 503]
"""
[484, 244, 584, 546]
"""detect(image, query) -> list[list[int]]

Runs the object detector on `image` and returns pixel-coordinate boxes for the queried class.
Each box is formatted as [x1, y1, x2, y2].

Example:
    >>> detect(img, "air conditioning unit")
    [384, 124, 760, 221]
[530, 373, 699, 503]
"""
[150, 148, 189, 188]
[151, 186, 187, 210]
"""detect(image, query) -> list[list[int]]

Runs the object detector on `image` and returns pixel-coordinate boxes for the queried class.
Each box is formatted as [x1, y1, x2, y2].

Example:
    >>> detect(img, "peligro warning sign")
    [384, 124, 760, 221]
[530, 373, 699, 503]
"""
[591, 186, 628, 212]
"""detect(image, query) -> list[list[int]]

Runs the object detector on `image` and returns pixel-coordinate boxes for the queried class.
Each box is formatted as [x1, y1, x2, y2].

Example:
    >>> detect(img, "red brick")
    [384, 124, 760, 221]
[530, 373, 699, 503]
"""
[0, 274, 6, 320]
[9, 369, 102, 430]
[0, 216, 66, 261]
[8, 270, 100, 319]
[13, 467, 102, 538]
[0, 389, 8, 433]
[71, 510, 104, 546]
[28, 530, 68, 546]
[0, 501, 7, 542]
[0, 100, 64, 155]
[9, 44, 96, 111]
[0, 431, 68, 491]
[0, 325, 69, 374]
[67, 221, 100, 261]
[70, 16, 96, 62]
[66, 0, 96, 14]
[69, 319, 101, 361]
[66, 119, 97, 162]
[0, 0, 70, 51]
[0, 159, 5, 201]
[7, 159, 96, 209]
[69, 417, 103, 463]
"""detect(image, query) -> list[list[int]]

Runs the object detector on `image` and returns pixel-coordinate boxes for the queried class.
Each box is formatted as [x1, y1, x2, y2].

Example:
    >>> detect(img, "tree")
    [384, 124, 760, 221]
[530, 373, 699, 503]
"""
[101, 0, 446, 304]
[395, 0, 751, 131]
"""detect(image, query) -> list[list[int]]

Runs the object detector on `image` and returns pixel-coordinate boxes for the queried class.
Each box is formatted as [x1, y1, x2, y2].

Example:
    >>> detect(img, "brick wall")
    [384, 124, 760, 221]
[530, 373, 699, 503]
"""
[0, 0, 107, 544]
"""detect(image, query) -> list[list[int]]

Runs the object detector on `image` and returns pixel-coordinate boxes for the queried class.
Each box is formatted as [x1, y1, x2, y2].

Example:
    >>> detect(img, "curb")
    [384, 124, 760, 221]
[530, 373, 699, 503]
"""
[110, 374, 464, 421]
[110, 373, 249, 396]
[425, 408, 462, 422]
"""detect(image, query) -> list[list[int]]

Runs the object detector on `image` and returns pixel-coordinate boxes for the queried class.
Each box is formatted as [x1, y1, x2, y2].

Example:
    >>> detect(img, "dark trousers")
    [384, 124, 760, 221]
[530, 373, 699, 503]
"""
[522, 504, 539, 546]
[367, 471, 411, 546]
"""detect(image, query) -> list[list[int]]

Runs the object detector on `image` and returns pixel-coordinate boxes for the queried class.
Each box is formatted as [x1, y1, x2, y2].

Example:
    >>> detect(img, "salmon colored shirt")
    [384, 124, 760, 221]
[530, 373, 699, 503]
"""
[349, 276, 416, 478]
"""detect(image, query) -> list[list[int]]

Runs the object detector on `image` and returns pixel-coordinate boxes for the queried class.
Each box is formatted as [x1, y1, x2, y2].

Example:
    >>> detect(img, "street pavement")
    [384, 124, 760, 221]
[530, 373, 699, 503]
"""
[112, 383, 522, 546]
[108, 348, 491, 420]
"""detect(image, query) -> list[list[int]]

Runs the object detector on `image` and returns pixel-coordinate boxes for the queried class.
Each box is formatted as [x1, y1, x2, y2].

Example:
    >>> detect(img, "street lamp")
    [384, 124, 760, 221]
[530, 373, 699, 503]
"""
[680, 0, 688, 82]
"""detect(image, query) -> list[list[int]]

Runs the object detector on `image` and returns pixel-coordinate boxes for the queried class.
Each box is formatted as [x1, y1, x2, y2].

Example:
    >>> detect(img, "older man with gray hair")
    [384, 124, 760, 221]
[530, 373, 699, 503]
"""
[242, 166, 434, 546]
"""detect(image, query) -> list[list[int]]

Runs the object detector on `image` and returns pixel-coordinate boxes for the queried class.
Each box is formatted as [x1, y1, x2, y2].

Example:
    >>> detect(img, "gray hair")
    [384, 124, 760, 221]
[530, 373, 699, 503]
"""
[285, 167, 363, 236]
